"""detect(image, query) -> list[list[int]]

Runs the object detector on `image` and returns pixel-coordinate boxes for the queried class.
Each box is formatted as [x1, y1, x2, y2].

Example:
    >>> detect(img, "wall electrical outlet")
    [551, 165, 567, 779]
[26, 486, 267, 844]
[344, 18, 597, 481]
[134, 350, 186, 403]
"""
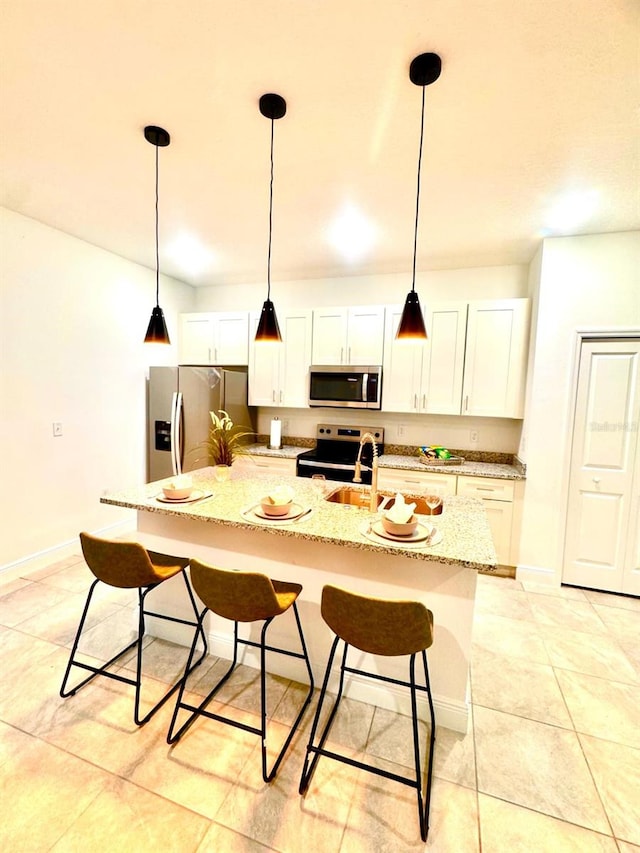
[470, 429, 479, 444]
[52, 422, 63, 437]
[282, 419, 290, 431]
[397, 424, 406, 438]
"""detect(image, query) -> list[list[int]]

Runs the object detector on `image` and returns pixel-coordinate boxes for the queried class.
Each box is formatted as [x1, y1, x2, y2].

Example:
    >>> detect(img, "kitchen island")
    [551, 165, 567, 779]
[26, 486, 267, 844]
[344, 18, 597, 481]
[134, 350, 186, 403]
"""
[101, 468, 497, 732]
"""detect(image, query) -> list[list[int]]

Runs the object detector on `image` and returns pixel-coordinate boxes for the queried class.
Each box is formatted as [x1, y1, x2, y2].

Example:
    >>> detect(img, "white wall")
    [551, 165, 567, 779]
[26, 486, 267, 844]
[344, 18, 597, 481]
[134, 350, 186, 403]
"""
[0, 208, 196, 571]
[518, 231, 640, 584]
[197, 264, 528, 452]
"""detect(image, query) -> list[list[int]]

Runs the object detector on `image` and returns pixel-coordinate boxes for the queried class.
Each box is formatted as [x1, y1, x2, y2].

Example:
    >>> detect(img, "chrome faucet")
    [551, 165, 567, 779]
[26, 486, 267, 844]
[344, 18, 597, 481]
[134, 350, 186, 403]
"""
[352, 432, 379, 512]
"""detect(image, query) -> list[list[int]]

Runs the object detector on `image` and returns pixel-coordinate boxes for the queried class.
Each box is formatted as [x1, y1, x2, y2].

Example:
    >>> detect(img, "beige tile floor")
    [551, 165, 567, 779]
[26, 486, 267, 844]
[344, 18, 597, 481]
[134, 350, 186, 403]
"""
[1, 556, 639, 852]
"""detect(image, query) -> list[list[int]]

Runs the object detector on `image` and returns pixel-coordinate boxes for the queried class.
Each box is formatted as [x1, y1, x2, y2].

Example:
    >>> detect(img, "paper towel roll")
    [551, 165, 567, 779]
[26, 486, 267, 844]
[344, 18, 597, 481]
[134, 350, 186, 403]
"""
[269, 418, 282, 449]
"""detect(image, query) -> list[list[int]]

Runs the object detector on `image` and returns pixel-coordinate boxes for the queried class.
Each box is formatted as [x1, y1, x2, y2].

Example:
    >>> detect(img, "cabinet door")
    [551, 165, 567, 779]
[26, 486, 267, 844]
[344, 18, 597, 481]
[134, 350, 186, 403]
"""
[462, 299, 530, 418]
[381, 305, 423, 413]
[421, 302, 468, 414]
[248, 313, 281, 406]
[347, 305, 385, 365]
[242, 456, 297, 476]
[482, 500, 514, 565]
[178, 313, 215, 364]
[280, 310, 312, 407]
[215, 312, 249, 365]
[311, 308, 348, 364]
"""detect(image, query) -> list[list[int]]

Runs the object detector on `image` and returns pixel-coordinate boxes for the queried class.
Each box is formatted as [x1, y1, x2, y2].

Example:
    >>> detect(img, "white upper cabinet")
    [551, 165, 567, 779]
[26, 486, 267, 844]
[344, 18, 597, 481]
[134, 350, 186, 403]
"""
[382, 302, 468, 415]
[178, 312, 249, 365]
[461, 298, 531, 418]
[248, 310, 312, 408]
[311, 305, 385, 365]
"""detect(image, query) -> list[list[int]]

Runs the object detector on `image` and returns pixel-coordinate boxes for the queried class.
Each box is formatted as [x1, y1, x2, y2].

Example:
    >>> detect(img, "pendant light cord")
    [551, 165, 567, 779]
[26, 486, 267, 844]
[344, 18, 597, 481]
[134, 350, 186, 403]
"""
[154, 144, 160, 307]
[411, 84, 426, 293]
[266, 117, 275, 301]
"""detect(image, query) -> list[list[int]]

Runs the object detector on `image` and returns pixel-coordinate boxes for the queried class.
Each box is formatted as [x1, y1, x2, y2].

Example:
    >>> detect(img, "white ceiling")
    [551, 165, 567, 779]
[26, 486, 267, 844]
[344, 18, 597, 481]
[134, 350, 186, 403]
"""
[1, 0, 638, 287]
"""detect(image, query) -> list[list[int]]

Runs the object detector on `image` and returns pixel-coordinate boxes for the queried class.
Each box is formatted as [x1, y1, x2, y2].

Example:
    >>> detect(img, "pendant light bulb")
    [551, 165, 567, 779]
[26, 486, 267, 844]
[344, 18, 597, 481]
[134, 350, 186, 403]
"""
[143, 125, 171, 345]
[255, 94, 286, 344]
[396, 53, 442, 343]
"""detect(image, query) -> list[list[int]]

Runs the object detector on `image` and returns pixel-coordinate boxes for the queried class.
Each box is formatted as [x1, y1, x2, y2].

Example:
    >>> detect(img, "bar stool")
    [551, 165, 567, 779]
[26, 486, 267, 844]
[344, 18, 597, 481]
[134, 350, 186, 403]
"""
[167, 559, 314, 783]
[299, 584, 436, 842]
[60, 532, 207, 726]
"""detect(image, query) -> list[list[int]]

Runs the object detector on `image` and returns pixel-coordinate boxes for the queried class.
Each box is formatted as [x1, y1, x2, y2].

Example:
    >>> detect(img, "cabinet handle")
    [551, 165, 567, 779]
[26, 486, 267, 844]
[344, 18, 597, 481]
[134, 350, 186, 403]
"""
[208, 347, 212, 362]
[403, 478, 421, 484]
[592, 477, 601, 485]
[340, 347, 344, 364]
[348, 347, 351, 363]
[272, 390, 276, 403]
[215, 348, 218, 362]
[464, 395, 469, 412]
[279, 390, 283, 403]
[413, 394, 418, 410]
[477, 486, 495, 492]
[422, 394, 426, 409]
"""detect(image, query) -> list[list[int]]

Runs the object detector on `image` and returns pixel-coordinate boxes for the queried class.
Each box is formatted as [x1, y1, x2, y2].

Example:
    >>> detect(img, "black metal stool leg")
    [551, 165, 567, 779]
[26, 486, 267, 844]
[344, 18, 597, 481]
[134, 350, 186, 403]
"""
[167, 616, 240, 744]
[60, 579, 138, 698]
[421, 648, 436, 840]
[261, 602, 315, 783]
[299, 636, 347, 794]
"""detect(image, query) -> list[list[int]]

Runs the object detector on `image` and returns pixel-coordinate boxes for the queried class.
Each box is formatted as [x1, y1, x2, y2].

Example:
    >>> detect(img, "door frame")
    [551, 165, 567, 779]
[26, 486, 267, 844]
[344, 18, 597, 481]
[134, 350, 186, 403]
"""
[561, 327, 640, 589]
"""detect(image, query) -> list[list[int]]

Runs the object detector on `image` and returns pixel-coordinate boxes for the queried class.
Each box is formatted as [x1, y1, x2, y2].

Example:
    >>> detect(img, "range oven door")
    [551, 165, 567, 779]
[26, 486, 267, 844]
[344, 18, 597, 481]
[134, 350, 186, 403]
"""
[296, 456, 373, 485]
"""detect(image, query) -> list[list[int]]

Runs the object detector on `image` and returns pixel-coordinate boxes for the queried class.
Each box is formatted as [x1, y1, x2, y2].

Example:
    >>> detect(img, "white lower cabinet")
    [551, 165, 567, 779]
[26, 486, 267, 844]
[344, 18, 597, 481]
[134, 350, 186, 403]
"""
[457, 475, 515, 565]
[377, 468, 457, 495]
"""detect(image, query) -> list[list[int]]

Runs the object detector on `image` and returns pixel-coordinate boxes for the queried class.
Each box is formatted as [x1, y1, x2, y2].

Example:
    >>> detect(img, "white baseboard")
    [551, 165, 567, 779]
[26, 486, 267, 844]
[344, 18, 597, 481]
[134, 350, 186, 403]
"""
[515, 563, 559, 586]
[0, 519, 136, 583]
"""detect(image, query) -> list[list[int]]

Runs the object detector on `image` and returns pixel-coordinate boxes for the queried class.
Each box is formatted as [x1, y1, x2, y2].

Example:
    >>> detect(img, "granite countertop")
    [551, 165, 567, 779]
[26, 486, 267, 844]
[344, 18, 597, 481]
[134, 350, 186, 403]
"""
[240, 443, 524, 480]
[378, 454, 525, 480]
[101, 468, 497, 571]
[242, 443, 309, 459]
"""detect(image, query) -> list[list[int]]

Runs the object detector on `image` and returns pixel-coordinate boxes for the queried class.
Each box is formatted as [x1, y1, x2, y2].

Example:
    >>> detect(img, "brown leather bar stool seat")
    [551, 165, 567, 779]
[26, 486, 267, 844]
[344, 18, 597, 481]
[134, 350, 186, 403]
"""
[299, 584, 436, 842]
[167, 559, 314, 783]
[60, 532, 207, 725]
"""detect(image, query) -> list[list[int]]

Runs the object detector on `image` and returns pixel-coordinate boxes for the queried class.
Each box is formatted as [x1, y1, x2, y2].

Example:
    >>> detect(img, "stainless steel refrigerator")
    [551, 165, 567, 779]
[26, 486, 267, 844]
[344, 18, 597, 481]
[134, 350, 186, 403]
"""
[147, 366, 256, 481]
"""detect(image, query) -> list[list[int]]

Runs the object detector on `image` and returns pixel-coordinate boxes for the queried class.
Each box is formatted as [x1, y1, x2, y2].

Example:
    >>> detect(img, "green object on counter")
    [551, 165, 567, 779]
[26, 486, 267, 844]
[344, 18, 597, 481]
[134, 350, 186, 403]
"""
[418, 445, 451, 460]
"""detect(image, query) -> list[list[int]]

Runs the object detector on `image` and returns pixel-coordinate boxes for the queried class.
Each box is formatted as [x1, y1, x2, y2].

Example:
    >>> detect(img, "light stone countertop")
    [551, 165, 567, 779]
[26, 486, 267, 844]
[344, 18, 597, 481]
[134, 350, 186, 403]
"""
[242, 443, 309, 459]
[101, 468, 497, 571]
[378, 454, 525, 480]
[240, 444, 524, 480]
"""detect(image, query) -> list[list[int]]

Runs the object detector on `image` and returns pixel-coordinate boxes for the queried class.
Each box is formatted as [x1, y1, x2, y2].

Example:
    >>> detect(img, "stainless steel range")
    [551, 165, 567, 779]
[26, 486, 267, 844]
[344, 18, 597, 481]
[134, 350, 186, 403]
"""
[296, 423, 385, 484]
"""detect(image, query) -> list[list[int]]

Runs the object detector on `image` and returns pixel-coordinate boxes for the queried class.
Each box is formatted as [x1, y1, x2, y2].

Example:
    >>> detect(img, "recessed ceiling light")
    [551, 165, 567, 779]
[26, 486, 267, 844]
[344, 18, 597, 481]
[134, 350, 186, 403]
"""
[542, 189, 600, 235]
[327, 203, 376, 263]
[165, 232, 216, 277]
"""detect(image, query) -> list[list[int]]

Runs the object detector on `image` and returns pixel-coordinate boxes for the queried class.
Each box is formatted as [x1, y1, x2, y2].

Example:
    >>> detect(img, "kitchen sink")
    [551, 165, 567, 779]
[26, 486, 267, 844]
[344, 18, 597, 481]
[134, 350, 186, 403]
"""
[325, 487, 441, 515]
[324, 487, 388, 509]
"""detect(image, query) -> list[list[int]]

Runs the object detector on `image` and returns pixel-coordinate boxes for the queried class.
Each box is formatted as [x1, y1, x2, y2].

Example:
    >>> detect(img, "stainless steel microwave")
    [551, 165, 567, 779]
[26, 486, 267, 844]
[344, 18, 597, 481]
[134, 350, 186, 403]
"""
[308, 365, 383, 409]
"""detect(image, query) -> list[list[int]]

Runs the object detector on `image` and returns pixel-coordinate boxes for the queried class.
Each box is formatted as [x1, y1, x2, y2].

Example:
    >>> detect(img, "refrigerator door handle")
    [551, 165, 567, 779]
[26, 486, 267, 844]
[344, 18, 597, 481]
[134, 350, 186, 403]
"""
[171, 392, 183, 476]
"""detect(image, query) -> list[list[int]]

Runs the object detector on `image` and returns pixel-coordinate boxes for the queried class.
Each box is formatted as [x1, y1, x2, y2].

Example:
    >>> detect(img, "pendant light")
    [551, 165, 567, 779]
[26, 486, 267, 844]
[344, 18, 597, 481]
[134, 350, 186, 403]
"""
[396, 53, 442, 341]
[143, 125, 171, 345]
[255, 93, 286, 343]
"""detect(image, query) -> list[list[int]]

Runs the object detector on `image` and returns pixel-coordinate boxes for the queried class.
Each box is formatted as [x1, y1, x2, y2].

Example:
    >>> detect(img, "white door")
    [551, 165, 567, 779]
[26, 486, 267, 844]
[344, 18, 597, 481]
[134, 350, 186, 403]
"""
[311, 308, 348, 364]
[178, 314, 215, 364]
[346, 305, 385, 365]
[280, 310, 312, 407]
[247, 313, 280, 406]
[215, 312, 249, 365]
[422, 302, 468, 414]
[563, 339, 640, 595]
[381, 305, 423, 413]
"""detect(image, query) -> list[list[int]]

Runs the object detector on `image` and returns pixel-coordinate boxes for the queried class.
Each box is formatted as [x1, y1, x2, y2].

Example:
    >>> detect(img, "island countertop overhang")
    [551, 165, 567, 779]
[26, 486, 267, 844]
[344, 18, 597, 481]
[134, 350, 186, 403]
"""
[100, 467, 497, 571]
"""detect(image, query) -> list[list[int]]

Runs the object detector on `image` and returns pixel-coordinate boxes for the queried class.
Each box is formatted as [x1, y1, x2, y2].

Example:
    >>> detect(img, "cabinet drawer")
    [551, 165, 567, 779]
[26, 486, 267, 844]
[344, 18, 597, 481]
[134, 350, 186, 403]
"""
[457, 475, 515, 502]
[378, 469, 457, 495]
[243, 456, 297, 476]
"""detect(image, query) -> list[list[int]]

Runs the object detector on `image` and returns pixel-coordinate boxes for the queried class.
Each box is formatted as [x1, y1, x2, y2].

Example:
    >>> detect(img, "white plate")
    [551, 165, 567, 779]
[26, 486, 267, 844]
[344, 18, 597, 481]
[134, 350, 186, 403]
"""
[155, 490, 212, 504]
[372, 520, 431, 543]
[361, 521, 444, 548]
[241, 503, 313, 525]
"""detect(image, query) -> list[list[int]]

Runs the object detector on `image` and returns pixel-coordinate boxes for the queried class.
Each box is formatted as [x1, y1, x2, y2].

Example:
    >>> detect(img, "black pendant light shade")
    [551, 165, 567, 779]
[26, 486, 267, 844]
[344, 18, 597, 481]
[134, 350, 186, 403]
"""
[144, 305, 171, 343]
[396, 52, 442, 342]
[255, 94, 287, 343]
[255, 298, 282, 343]
[143, 124, 171, 345]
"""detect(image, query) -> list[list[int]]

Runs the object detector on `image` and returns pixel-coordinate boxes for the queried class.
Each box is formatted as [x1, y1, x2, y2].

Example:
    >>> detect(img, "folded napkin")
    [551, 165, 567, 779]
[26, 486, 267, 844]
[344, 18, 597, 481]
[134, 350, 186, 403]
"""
[265, 484, 294, 505]
[385, 492, 416, 523]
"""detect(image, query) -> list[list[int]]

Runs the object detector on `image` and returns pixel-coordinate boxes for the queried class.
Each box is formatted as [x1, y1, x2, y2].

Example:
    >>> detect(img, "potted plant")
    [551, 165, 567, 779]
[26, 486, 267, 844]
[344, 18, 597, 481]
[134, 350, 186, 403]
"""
[198, 410, 254, 481]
